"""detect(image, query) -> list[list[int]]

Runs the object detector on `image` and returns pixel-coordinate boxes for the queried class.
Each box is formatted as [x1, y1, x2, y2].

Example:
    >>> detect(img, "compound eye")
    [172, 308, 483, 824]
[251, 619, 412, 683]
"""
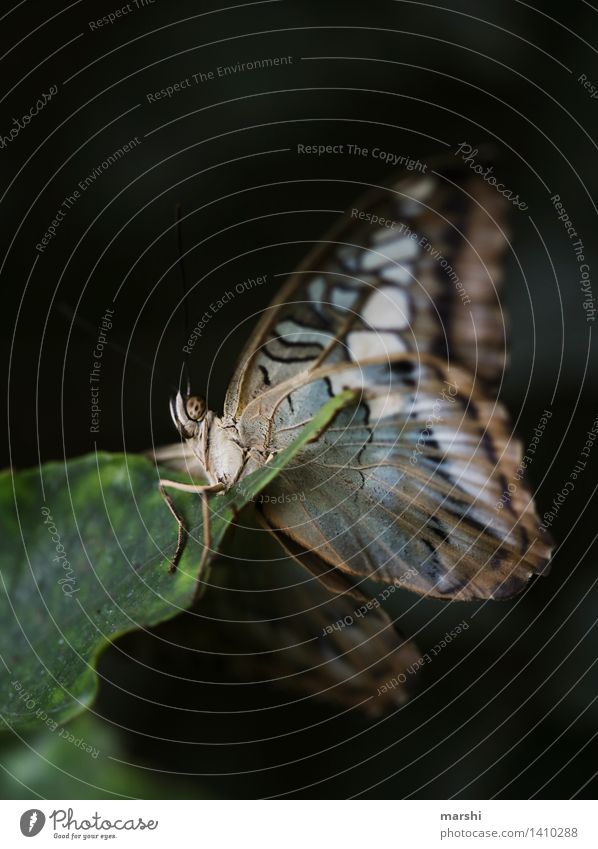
[185, 395, 206, 422]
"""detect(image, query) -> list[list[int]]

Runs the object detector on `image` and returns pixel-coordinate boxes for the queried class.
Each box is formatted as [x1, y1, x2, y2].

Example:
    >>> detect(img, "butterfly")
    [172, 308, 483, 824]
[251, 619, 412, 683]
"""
[153, 155, 553, 715]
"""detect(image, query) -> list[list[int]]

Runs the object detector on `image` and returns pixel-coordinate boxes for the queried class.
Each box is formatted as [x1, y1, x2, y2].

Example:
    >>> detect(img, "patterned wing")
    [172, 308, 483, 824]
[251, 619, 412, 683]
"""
[224, 156, 509, 420]
[253, 357, 552, 601]
[188, 553, 420, 716]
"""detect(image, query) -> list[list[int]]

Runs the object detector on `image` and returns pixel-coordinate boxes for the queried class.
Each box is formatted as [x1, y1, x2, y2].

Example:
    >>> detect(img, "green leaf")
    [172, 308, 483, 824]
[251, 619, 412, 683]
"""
[0, 390, 354, 730]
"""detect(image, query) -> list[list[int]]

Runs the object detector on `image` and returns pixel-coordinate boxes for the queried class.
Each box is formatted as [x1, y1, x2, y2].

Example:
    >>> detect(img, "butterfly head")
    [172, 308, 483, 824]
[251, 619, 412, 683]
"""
[170, 390, 207, 439]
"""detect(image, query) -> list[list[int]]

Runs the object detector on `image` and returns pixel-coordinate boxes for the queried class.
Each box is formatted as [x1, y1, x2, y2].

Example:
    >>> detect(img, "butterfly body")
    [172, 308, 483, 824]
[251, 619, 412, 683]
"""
[202, 415, 245, 487]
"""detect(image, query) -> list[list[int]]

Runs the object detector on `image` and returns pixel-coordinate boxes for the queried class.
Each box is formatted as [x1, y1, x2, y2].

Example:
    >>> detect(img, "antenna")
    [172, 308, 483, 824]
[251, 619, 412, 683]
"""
[58, 302, 179, 392]
[176, 203, 191, 395]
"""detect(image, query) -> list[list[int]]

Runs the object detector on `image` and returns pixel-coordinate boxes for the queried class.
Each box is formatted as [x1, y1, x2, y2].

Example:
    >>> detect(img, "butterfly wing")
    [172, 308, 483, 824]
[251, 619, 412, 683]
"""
[224, 156, 509, 420]
[226, 156, 551, 599]
[253, 357, 552, 600]
[190, 551, 420, 716]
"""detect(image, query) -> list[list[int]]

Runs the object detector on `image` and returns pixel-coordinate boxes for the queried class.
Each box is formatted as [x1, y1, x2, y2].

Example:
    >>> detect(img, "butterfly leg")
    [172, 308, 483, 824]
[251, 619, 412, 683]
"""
[158, 484, 186, 573]
[158, 479, 225, 573]
[198, 490, 212, 577]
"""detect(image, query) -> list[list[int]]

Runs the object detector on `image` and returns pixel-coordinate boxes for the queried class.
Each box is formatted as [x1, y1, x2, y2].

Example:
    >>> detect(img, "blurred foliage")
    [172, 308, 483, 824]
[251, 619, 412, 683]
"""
[0, 711, 203, 799]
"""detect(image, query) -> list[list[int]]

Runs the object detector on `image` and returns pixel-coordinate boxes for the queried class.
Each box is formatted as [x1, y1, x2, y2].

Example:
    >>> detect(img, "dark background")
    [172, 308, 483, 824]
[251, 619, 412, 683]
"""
[1, 0, 597, 799]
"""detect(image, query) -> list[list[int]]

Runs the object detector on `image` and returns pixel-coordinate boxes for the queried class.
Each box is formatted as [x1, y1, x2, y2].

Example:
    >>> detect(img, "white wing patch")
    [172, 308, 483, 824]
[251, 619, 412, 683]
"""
[308, 276, 326, 302]
[347, 330, 407, 360]
[367, 393, 407, 421]
[380, 264, 413, 285]
[404, 175, 436, 201]
[362, 236, 419, 270]
[363, 287, 411, 330]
